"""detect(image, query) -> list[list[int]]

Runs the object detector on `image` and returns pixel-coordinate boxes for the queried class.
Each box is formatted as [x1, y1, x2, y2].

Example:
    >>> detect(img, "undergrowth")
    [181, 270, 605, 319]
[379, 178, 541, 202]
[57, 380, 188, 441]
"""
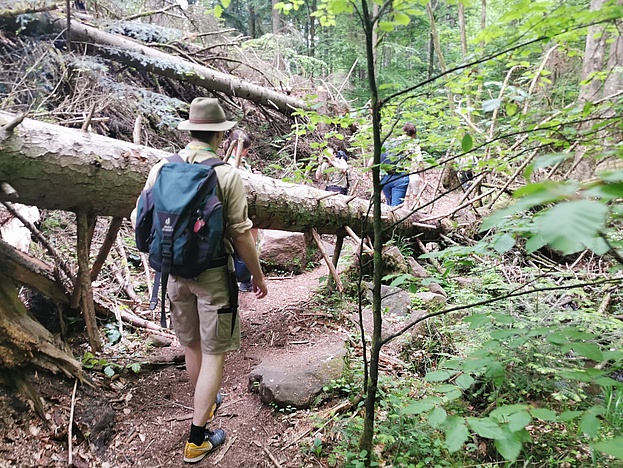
[315, 263, 623, 467]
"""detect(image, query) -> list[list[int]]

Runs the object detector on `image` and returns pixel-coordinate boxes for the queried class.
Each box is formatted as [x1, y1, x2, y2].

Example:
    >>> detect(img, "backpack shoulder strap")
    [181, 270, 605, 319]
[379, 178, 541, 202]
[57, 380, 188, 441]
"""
[165, 153, 184, 164]
[199, 157, 226, 168]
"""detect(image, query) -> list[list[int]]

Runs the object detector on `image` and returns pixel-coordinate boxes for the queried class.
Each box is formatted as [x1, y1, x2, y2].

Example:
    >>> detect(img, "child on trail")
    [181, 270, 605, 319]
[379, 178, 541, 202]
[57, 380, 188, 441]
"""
[222, 129, 259, 293]
[315, 148, 351, 195]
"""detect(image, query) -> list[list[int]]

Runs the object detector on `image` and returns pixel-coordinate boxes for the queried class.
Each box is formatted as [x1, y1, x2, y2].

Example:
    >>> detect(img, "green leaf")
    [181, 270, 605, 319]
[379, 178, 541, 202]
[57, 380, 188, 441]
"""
[560, 342, 603, 361]
[485, 361, 506, 385]
[436, 384, 460, 393]
[580, 412, 600, 437]
[378, 21, 395, 31]
[461, 133, 473, 152]
[425, 370, 454, 382]
[483, 98, 501, 112]
[494, 434, 522, 461]
[221, 0, 231, 8]
[468, 417, 506, 440]
[213, 4, 223, 17]
[445, 421, 469, 453]
[490, 329, 520, 339]
[508, 411, 532, 432]
[464, 314, 490, 328]
[394, 12, 410, 25]
[490, 404, 530, 418]
[403, 397, 441, 415]
[506, 102, 518, 116]
[593, 436, 623, 459]
[455, 374, 475, 390]
[428, 406, 448, 428]
[559, 410, 583, 422]
[530, 200, 609, 255]
[444, 389, 463, 401]
[103, 366, 116, 378]
[530, 408, 557, 421]
[492, 233, 516, 253]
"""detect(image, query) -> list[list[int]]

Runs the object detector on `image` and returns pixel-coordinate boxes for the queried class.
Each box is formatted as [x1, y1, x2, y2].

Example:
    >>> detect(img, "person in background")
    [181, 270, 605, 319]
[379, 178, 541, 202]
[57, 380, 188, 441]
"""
[223, 129, 259, 293]
[315, 147, 351, 195]
[132, 98, 268, 463]
[380, 123, 422, 206]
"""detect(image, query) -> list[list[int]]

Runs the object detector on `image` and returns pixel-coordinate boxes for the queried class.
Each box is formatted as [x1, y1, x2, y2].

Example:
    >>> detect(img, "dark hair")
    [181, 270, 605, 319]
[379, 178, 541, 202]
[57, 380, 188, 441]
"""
[403, 123, 417, 137]
[224, 129, 252, 153]
[336, 150, 348, 161]
[190, 130, 218, 143]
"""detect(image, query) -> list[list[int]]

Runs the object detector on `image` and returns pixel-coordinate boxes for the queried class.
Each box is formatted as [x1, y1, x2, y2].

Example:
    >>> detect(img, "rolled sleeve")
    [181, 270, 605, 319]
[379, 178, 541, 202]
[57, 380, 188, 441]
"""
[215, 165, 253, 239]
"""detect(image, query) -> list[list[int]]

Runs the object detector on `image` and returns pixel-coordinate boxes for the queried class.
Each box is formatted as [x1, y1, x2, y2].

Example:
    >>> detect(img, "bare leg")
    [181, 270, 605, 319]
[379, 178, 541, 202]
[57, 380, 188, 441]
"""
[185, 344, 202, 387]
[192, 353, 225, 427]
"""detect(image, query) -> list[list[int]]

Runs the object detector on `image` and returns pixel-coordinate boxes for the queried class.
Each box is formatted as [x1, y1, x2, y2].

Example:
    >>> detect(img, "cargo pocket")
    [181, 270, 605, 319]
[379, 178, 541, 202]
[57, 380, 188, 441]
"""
[216, 307, 233, 340]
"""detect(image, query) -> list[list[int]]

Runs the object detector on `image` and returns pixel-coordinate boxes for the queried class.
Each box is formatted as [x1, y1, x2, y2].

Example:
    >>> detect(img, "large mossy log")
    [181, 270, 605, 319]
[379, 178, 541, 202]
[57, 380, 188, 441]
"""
[0, 112, 441, 240]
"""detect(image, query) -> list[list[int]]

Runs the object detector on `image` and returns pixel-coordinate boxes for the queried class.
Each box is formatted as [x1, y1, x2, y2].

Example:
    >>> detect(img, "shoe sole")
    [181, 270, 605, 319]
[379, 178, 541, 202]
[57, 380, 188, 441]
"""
[184, 453, 209, 463]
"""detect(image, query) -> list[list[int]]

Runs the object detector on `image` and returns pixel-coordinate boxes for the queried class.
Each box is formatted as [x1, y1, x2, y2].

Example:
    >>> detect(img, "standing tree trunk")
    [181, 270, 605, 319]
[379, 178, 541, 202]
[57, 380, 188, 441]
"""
[272, 0, 280, 34]
[248, 4, 256, 38]
[571, 0, 622, 179]
[358, 1, 382, 465]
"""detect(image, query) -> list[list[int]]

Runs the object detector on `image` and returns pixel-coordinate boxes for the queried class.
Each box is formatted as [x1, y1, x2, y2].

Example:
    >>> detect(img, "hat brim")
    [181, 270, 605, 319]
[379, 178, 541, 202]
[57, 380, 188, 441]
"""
[178, 120, 237, 132]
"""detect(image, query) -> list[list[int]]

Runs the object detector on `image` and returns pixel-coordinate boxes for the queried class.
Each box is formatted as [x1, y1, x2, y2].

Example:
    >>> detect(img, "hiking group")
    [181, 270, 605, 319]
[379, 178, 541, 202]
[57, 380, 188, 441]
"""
[132, 97, 268, 463]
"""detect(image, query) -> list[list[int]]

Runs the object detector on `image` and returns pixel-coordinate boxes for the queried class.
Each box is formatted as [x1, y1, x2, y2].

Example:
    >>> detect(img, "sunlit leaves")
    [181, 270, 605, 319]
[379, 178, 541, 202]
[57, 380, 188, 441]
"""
[461, 133, 473, 152]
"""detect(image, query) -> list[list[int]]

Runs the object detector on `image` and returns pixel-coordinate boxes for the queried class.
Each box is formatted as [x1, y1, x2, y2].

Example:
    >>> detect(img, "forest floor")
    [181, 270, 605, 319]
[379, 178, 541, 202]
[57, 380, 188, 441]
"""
[0, 169, 467, 468]
[0, 263, 342, 468]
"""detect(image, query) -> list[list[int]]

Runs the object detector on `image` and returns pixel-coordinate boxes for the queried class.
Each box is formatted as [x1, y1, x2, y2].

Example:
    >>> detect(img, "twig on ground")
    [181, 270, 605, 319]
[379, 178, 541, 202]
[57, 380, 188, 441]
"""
[281, 399, 357, 450]
[211, 435, 237, 465]
[253, 440, 282, 467]
[68, 378, 78, 466]
[80, 101, 97, 131]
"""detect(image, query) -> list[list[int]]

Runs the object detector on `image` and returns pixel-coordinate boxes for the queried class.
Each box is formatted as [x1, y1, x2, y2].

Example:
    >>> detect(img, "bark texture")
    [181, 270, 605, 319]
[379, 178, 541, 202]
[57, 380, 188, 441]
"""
[0, 112, 441, 240]
[0, 268, 81, 377]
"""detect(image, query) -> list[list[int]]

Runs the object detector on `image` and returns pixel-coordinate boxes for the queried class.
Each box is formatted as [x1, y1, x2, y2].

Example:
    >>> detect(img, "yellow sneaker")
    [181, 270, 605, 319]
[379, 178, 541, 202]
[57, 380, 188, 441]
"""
[183, 428, 226, 463]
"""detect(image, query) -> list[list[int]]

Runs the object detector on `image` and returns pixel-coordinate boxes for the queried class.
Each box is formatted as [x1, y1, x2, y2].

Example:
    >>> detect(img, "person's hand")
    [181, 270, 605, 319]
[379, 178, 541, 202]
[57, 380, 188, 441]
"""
[252, 276, 268, 299]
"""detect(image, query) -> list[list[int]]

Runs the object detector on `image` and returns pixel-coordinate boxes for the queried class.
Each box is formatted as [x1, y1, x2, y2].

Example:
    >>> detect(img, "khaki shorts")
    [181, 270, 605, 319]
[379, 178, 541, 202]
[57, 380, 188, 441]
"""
[167, 266, 240, 355]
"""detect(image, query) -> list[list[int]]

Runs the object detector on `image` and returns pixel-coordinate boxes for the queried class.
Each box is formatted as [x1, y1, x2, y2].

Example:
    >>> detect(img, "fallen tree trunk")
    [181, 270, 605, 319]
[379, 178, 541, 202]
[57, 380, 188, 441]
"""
[0, 112, 441, 240]
[0, 270, 82, 377]
[0, 12, 307, 115]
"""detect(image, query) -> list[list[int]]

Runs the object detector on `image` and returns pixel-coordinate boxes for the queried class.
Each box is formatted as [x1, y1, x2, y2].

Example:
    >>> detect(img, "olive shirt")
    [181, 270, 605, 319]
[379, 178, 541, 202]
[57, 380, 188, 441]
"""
[131, 141, 253, 250]
[131, 141, 253, 354]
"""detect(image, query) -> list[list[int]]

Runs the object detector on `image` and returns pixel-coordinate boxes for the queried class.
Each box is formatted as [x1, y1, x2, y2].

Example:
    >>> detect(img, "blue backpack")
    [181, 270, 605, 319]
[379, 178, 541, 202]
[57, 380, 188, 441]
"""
[135, 154, 228, 327]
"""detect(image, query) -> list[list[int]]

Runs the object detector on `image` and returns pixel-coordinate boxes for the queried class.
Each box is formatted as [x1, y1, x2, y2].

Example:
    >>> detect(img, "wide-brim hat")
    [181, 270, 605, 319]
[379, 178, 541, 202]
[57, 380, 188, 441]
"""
[178, 97, 237, 132]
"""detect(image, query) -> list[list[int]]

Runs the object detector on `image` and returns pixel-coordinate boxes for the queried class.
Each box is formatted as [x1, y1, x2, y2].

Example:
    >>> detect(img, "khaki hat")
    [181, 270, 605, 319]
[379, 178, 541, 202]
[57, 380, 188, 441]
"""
[178, 97, 237, 132]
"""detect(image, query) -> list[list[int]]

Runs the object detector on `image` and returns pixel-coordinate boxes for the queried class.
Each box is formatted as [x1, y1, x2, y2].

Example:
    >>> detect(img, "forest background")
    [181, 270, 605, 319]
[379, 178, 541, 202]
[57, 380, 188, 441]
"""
[0, 0, 622, 466]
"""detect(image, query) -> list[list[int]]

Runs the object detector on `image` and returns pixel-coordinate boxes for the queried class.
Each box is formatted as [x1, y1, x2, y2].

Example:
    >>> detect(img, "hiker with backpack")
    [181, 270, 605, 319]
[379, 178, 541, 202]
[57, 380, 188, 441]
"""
[222, 129, 259, 293]
[380, 122, 423, 206]
[133, 97, 268, 464]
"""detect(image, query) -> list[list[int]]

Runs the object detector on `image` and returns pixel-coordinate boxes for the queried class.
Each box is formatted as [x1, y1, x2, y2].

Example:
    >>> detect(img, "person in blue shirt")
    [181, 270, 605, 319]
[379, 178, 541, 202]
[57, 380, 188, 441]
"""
[381, 123, 421, 206]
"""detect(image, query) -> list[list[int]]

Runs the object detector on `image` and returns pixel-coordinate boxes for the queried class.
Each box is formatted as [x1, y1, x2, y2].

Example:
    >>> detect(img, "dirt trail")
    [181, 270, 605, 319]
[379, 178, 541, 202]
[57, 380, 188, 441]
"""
[112, 263, 333, 467]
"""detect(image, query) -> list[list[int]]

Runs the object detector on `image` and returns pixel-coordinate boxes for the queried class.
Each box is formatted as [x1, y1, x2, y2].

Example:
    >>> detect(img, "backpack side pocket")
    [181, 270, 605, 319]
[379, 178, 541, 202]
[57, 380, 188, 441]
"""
[135, 189, 154, 253]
